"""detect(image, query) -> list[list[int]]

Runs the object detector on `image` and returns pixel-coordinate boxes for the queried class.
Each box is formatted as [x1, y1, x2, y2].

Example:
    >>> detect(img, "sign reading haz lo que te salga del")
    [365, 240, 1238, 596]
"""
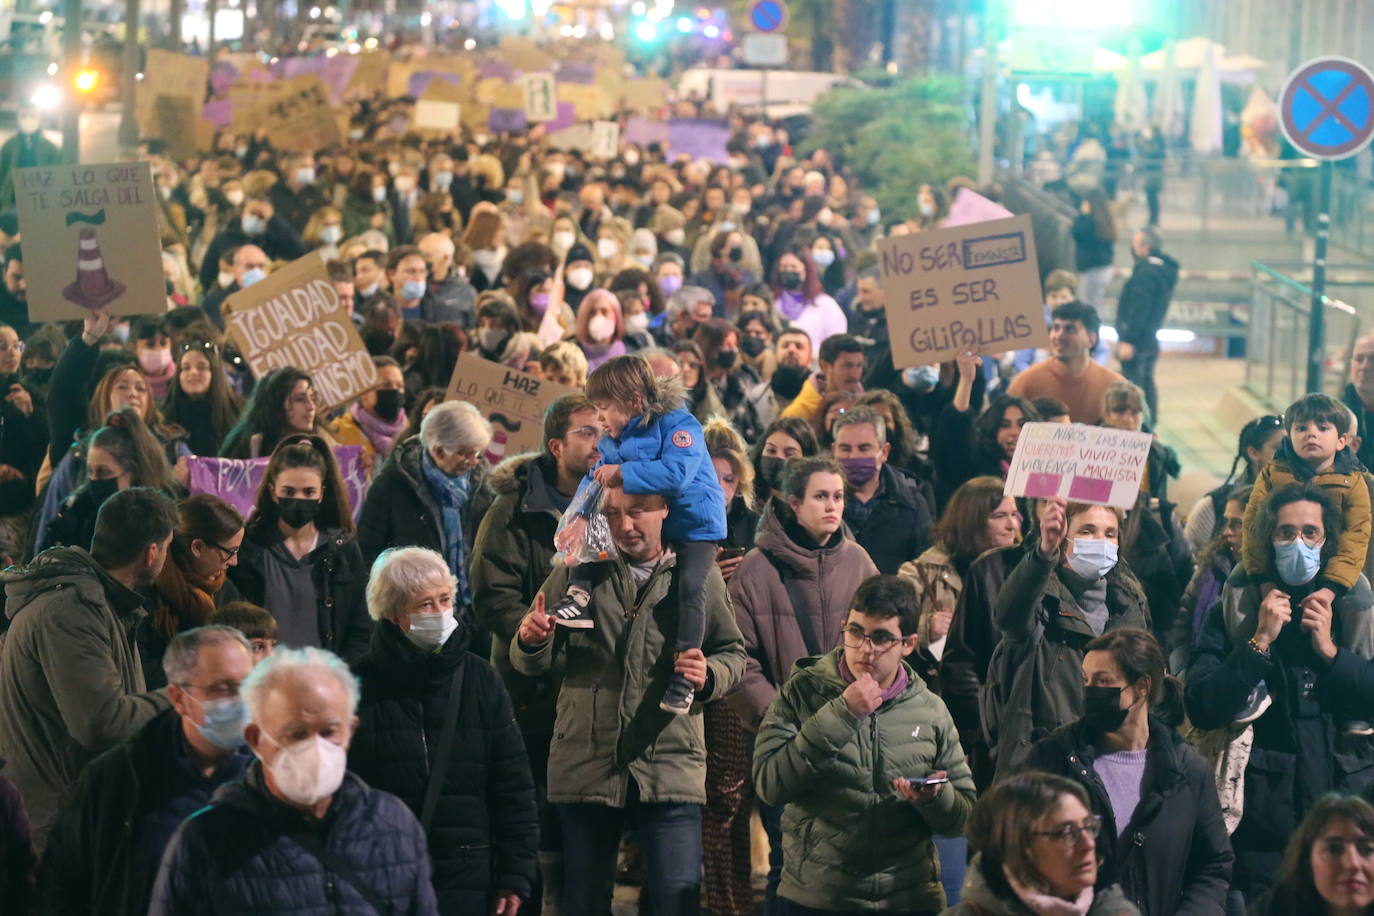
[875, 213, 1048, 368]
[221, 253, 377, 411]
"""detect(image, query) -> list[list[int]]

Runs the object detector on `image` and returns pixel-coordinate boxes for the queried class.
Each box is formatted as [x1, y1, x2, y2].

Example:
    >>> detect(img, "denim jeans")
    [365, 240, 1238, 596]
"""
[1120, 349, 1160, 422]
[558, 780, 703, 916]
[933, 834, 967, 906]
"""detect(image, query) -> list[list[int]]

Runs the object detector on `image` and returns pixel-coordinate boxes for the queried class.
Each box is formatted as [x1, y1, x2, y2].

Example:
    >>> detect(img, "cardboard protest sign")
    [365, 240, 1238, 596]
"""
[153, 95, 215, 161]
[386, 61, 416, 98]
[621, 77, 668, 112]
[136, 50, 209, 134]
[523, 72, 557, 122]
[667, 118, 731, 163]
[14, 161, 163, 321]
[348, 50, 388, 92]
[557, 82, 606, 120]
[413, 99, 461, 133]
[445, 353, 576, 465]
[260, 76, 342, 152]
[221, 254, 378, 412]
[187, 446, 368, 521]
[1003, 423, 1154, 510]
[624, 117, 668, 147]
[590, 121, 620, 160]
[501, 36, 553, 73]
[489, 108, 528, 133]
[944, 188, 1013, 228]
[876, 214, 1047, 369]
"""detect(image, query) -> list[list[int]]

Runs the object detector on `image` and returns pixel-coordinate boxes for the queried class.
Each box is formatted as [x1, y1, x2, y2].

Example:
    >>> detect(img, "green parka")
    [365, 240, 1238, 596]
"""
[510, 551, 745, 807]
[753, 648, 977, 912]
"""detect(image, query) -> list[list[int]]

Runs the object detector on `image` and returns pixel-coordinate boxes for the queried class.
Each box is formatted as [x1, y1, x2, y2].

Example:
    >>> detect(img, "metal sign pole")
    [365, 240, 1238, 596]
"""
[1308, 159, 1333, 393]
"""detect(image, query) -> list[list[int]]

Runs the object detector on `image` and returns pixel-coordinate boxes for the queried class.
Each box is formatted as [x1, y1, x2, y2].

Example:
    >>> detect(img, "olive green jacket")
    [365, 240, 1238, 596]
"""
[510, 551, 745, 807]
[754, 648, 977, 912]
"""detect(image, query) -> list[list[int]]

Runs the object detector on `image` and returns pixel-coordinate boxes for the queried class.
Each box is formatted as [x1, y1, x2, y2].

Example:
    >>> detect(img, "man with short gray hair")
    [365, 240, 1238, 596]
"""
[150, 647, 437, 914]
[1344, 332, 1374, 470]
[418, 232, 477, 328]
[832, 406, 933, 574]
[40, 626, 255, 915]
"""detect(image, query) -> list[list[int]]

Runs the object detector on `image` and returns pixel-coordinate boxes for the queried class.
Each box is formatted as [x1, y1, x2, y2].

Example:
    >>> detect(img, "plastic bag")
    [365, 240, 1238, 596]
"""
[553, 480, 615, 567]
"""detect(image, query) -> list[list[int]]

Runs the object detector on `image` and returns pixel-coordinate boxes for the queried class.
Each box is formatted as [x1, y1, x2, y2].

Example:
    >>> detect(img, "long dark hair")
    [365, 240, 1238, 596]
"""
[975, 395, 1040, 460]
[1265, 795, 1374, 915]
[162, 337, 243, 448]
[84, 407, 179, 495]
[220, 367, 314, 458]
[246, 435, 353, 539]
[750, 416, 820, 504]
[934, 476, 1013, 563]
[1083, 627, 1185, 726]
[1224, 414, 1286, 487]
[407, 324, 461, 391]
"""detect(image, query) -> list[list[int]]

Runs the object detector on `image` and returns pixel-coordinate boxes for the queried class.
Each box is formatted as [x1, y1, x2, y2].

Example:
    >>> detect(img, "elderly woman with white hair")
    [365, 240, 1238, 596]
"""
[348, 546, 537, 915]
[358, 399, 496, 616]
[148, 646, 439, 914]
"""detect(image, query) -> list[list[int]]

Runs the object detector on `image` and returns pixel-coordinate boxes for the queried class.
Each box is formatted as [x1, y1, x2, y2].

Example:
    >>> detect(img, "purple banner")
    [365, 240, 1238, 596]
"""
[186, 445, 368, 522]
[478, 58, 517, 81]
[281, 57, 325, 80]
[319, 55, 360, 103]
[210, 62, 239, 95]
[202, 98, 233, 129]
[624, 117, 668, 147]
[558, 61, 596, 85]
[545, 101, 576, 132]
[407, 70, 460, 98]
[488, 107, 528, 133]
[667, 118, 731, 164]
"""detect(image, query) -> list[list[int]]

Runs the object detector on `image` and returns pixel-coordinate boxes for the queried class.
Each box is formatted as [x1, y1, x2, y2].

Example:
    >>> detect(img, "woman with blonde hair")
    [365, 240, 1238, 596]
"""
[301, 205, 345, 259]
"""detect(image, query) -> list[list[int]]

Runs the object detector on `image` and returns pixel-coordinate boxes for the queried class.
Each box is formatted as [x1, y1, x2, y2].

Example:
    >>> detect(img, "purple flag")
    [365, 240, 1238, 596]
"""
[478, 58, 517, 81]
[186, 446, 368, 523]
[624, 117, 668, 147]
[489, 107, 528, 133]
[209, 62, 239, 95]
[280, 57, 324, 80]
[667, 118, 731, 163]
[545, 101, 576, 132]
[558, 61, 596, 85]
[407, 70, 460, 98]
[319, 55, 360, 103]
[202, 98, 233, 129]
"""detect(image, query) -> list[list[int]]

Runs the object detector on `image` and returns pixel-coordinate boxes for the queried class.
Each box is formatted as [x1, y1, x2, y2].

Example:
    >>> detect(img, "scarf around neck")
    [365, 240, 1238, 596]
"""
[777, 289, 807, 321]
[421, 448, 472, 604]
[154, 557, 226, 638]
[349, 402, 407, 457]
[1003, 866, 1095, 916]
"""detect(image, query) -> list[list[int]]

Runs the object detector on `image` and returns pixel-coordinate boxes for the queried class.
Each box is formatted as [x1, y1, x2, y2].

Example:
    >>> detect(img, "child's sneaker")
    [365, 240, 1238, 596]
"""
[1234, 683, 1272, 725]
[551, 586, 593, 629]
[660, 671, 695, 715]
[1342, 720, 1374, 737]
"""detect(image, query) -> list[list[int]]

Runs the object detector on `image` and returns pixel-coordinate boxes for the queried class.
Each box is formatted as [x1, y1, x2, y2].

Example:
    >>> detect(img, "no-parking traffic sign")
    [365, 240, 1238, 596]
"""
[1279, 56, 1374, 161]
[748, 0, 788, 33]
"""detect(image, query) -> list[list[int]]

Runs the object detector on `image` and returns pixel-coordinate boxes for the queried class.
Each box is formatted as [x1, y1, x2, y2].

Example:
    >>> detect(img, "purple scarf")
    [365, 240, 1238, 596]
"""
[581, 338, 627, 373]
[839, 653, 909, 702]
[777, 290, 807, 321]
[350, 402, 407, 457]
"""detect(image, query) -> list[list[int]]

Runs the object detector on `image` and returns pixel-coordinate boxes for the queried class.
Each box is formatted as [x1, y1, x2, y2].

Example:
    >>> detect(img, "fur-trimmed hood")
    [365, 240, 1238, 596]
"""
[486, 452, 542, 497]
[643, 368, 687, 424]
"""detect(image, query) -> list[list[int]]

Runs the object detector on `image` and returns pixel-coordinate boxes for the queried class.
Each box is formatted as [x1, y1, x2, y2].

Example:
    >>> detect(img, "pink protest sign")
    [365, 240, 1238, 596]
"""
[1003, 423, 1154, 510]
[186, 445, 369, 521]
[943, 188, 1013, 228]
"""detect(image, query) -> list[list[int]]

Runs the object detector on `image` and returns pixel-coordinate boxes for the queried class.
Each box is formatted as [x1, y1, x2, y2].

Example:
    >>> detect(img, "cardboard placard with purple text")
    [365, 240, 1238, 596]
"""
[876, 213, 1047, 369]
[445, 353, 576, 466]
[221, 253, 377, 412]
[1003, 422, 1154, 510]
[14, 161, 163, 321]
[187, 446, 369, 522]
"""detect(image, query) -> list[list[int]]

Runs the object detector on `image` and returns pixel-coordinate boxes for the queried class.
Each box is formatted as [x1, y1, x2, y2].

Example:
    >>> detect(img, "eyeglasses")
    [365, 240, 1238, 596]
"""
[1032, 816, 1103, 847]
[0, 342, 24, 354]
[179, 680, 242, 700]
[208, 540, 240, 559]
[841, 624, 905, 653]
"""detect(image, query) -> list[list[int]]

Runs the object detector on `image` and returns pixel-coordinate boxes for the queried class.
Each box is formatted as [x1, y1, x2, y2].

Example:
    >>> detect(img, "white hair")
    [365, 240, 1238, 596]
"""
[420, 400, 492, 454]
[366, 547, 456, 622]
[241, 646, 360, 724]
[419, 233, 455, 258]
[666, 285, 714, 318]
[162, 625, 252, 686]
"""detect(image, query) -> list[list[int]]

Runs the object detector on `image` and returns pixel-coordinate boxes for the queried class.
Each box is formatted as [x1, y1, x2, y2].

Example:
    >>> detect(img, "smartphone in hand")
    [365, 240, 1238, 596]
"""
[906, 775, 950, 788]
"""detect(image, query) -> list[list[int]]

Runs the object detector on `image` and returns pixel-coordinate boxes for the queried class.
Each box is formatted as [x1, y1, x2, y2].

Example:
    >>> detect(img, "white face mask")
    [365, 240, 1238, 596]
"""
[552, 230, 576, 252]
[566, 266, 594, 291]
[217, 270, 235, 288]
[225, 189, 245, 206]
[625, 312, 649, 335]
[406, 611, 457, 650]
[597, 238, 620, 260]
[587, 314, 616, 343]
[261, 733, 347, 806]
[1067, 538, 1119, 581]
[665, 228, 686, 246]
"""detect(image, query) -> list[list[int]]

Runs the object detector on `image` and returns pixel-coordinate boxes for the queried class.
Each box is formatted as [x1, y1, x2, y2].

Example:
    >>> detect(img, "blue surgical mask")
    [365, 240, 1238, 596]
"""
[506, 188, 524, 205]
[190, 695, 249, 750]
[1067, 538, 1118, 580]
[434, 171, 454, 189]
[240, 267, 266, 288]
[372, 185, 387, 203]
[319, 225, 342, 245]
[867, 208, 881, 226]
[812, 249, 836, 268]
[1275, 537, 1324, 586]
[902, 365, 939, 392]
[401, 279, 426, 300]
[240, 214, 266, 236]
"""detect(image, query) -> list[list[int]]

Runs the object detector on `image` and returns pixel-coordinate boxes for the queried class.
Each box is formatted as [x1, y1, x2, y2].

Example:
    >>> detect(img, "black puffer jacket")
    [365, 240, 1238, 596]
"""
[357, 436, 494, 572]
[841, 463, 933, 575]
[1022, 718, 1233, 916]
[148, 766, 437, 915]
[349, 618, 538, 915]
[228, 526, 372, 662]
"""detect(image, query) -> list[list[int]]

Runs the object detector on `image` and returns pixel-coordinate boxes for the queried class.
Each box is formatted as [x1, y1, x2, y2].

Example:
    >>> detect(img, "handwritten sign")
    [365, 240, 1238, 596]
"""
[187, 446, 369, 521]
[137, 50, 208, 135]
[876, 214, 1047, 369]
[153, 95, 214, 161]
[221, 254, 377, 411]
[523, 72, 557, 122]
[260, 76, 342, 152]
[445, 353, 576, 465]
[590, 120, 620, 160]
[1003, 423, 1154, 509]
[14, 161, 163, 321]
[413, 99, 461, 133]
[943, 188, 1014, 228]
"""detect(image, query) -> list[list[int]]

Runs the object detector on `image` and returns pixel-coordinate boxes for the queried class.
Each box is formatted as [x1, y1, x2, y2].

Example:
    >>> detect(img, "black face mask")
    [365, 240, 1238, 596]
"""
[728, 246, 744, 263]
[759, 455, 786, 490]
[372, 388, 403, 422]
[715, 349, 738, 370]
[779, 271, 804, 291]
[770, 363, 809, 399]
[363, 330, 395, 357]
[87, 476, 119, 505]
[277, 497, 322, 529]
[22, 367, 51, 387]
[1082, 685, 1131, 733]
[740, 336, 767, 359]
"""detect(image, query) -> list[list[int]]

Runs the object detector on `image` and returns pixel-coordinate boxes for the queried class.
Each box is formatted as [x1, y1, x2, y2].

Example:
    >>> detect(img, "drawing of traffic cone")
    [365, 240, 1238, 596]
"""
[63, 228, 126, 310]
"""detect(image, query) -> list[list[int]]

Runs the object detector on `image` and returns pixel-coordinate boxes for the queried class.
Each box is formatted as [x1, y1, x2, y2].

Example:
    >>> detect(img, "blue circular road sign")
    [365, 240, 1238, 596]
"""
[1279, 56, 1374, 160]
[749, 0, 788, 33]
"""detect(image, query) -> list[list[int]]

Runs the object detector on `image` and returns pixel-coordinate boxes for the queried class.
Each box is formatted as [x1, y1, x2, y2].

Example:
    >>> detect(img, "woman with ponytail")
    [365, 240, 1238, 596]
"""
[1183, 414, 1285, 559]
[1019, 627, 1234, 916]
[41, 407, 180, 552]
